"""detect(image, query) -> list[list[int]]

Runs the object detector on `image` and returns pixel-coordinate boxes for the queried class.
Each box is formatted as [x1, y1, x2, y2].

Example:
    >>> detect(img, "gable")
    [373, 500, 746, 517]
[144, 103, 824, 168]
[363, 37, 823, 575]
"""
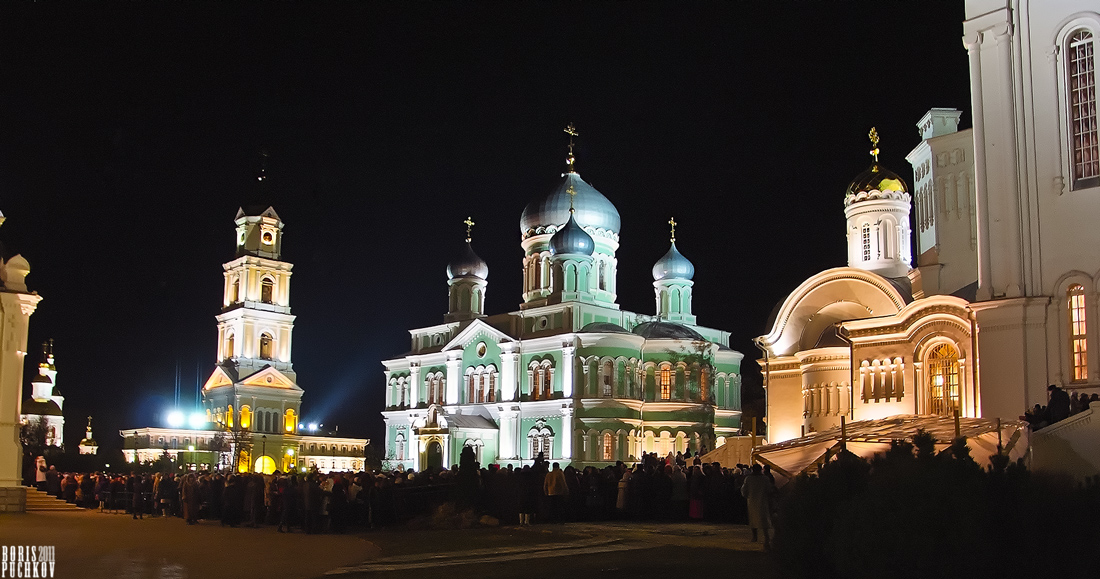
[441, 318, 514, 353]
[239, 366, 300, 390]
[202, 366, 236, 390]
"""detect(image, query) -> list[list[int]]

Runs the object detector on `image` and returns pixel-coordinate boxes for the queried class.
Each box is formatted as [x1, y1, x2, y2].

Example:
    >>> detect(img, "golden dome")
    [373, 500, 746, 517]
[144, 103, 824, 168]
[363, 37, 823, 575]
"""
[846, 163, 909, 196]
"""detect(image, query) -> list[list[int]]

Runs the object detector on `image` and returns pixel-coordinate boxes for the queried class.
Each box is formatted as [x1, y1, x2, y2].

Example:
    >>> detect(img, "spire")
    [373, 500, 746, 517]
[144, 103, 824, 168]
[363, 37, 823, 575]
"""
[464, 216, 475, 243]
[868, 127, 880, 163]
[668, 217, 677, 243]
[567, 184, 577, 213]
[85, 416, 93, 439]
[564, 123, 579, 173]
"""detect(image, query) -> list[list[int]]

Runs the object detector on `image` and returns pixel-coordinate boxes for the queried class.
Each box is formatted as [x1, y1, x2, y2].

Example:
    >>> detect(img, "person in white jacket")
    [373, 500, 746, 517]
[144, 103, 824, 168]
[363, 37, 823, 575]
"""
[741, 464, 775, 550]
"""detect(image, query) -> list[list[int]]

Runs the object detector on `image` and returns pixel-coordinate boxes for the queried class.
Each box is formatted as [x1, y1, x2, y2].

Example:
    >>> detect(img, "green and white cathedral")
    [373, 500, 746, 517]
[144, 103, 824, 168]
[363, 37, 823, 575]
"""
[381, 144, 744, 470]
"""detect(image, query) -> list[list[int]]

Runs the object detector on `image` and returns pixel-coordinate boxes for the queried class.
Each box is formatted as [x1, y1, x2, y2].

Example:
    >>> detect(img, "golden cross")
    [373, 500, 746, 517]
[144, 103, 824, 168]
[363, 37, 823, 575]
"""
[668, 217, 677, 242]
[564, 123, 579, 172]
[566, 184, 578, 213]
[463, 216, 475, 242]
[868, 127, 880, 162]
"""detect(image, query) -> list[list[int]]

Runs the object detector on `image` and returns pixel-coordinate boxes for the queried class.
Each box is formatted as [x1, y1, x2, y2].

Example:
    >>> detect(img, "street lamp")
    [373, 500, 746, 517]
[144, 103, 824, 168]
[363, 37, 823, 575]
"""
[286, 447, 294, 471]
[260, 435, 267, 473]
[188, 445, 195, 471]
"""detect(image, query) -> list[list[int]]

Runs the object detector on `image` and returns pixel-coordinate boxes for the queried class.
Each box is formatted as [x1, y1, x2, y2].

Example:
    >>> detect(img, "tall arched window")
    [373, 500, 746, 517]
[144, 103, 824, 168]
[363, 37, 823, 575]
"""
[240, 405, 252, 429]
[927, 343, 960, 417]
[285, 409, 296, 433]
[602, 432, 613, 461]
[261, 277, 275, 304]
[700, 367, 710, 402]
[660, 366, 672, 400]
[226, 404, 234, 428]
[259, 333, 274, 360]
[1069, 284, 1089, 381]
[225, 333, 235, 359]
[395, 433, 405, 461]
[602, 361, 613, 397]
[542, 366, 552, 399]
[1068, 29, 1099, 190]
[231, 279, 240, 303]
[861, 223, 872, 261]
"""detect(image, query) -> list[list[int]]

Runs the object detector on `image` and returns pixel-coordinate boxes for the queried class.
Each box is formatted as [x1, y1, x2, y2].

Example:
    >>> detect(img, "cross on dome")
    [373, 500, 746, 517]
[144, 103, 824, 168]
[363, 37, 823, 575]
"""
[868, 127, 880, 162]
[566, 184, 578, 213]
[564, 123, 579, 173]
[464, 216, 475, 242]
[668, 217, 677, 242]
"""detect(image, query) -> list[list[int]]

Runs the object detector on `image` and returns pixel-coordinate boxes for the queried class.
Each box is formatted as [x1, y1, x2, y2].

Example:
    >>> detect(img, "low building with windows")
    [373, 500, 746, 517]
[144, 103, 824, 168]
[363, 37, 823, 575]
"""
[382, 141, 744, 471]
[121, 204, 369, 474]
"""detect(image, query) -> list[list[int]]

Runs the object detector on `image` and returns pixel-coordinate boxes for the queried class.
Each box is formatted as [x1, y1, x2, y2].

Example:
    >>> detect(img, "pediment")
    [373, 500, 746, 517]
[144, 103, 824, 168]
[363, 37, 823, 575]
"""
[441, 319, 515, 352]
[239, 366, 301, 390]
[202, 366, 236, 390]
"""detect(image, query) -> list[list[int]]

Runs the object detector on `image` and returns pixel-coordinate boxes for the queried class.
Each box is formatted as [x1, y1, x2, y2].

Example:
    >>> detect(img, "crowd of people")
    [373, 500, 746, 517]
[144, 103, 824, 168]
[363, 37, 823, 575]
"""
[1023, 384, 1098, 430]
[28, 449, 777, 544]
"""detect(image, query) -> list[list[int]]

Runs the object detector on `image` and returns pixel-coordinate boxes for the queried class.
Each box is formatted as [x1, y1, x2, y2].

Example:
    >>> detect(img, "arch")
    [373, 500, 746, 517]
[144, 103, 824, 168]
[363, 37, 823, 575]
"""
[426, 440, 444, 469]
[226, 404, 234, 428]
[239, 405, 252, 430]
[230, 279, 240, 303]
[225, 332, 235, 360]
[284, 409, 296, 433]
[659, 363, 672, 400]
[527, 421, 554, 459]
[601, 431, 613, 461]
[259, 332, 274, 360]
[261, 276, 275, 304]
[1059, 22, 1100, 190]
[600, 358, 614, 397]
[1069, 283, 1089, 381]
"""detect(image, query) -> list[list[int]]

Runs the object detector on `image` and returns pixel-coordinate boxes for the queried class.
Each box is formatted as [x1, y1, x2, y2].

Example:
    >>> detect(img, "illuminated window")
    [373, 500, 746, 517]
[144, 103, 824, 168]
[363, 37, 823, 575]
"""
[284, 409, 296, 433]
[602, 361, 613, 397]
[240, 405, 252, 429]
[261, 278, 274, 303]
[542, 366, 552, 399]
[602, 432, 612, 461]
[1069, 284, 1089, 381]
[396, 433, 405, 461]
[488, 372, 496, 403]
[926, 343, 960, 416]
[861, 223, 871, 261]
[230, 280, 240, 303]
[1068, 29, 1099, 189]
[527, 422, 553, 458]
[700, 367, 710, 402]
[660, 366, 671, 400]
[225, 333, 234, 359]
[259, 333, 274, 360]
[226, 404, 234, 428]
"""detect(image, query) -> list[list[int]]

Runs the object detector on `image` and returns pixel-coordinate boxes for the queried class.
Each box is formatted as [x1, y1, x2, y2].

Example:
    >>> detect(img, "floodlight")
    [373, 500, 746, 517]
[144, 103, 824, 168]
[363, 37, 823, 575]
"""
[188, 413, 206, 429]
[166, 410, 185, 428]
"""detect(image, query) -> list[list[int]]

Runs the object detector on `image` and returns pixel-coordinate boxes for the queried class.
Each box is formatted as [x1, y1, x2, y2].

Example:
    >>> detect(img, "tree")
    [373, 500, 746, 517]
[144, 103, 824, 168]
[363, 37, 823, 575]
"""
[225, 425, 252, 472]
[209, 431, 231, 470]
[363, 441, 383, 472]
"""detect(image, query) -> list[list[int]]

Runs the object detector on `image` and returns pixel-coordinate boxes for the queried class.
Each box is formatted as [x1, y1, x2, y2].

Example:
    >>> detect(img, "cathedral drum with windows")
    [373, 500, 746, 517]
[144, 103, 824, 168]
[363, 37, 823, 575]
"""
[381, 131, 744, 470]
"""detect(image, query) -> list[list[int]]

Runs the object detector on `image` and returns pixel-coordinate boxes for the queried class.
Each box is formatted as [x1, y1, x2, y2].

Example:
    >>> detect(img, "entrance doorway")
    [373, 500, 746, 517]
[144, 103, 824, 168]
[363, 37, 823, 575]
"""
[426, 440, 444, 469]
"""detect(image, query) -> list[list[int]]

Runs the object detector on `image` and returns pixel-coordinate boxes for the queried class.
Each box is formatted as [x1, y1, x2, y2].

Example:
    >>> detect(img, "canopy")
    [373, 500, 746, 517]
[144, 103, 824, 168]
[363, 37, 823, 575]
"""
[750, 415, 1029, 486]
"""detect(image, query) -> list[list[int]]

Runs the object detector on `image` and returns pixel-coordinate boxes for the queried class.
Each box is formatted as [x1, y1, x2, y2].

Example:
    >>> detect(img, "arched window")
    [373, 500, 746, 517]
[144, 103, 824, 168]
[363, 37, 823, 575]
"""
[259, 333, 274, 360]
[261, 277, 275, 304]
[240, 405, 252, 430]
[602, 360, 613, 397]
[861, 223, 871, 261]
[1069, 284, 1089, 381]
[927, 343, 960, 417]
[226, 404, 234, 428]
[598, 261, 608, 291]
[225, 333, 235, 359]
[542, 365, 552, 399]
[527, 421, 554, 459]
[660, 366, 672, 400]
[700, 367, 710, 402]
[488, 372, 496, 403]
[602, 432, 613, 461]
[1068, 29, 1099, 190]
[284, 409, 296, 433]
[231, 279, 240, 303]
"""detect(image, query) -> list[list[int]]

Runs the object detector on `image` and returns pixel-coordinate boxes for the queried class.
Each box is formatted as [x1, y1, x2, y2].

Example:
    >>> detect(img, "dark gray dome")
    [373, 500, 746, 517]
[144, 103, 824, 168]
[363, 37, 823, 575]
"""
[22, 398, 62, 417]
[446, 242, 488, 280]
[549, 213, 595, 256]
[520, 172, 620, 237]
[632, 321, 704, 340]
[579, 322, 632, 334]
[652, 241, 695, 281]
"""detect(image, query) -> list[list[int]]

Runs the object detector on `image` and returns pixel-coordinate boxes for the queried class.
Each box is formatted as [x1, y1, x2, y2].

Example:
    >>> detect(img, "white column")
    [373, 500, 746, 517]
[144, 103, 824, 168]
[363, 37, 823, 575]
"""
[500, 349, 518, 401]
[965, 31, 993, 300]
[993, 25, 1022, 297]
[409, 363, 421, 407]
[561, 345, 575, 397]
[499, 407, 518, 460]
[445, 356, 461, 404]
[560, 406, 574, 459]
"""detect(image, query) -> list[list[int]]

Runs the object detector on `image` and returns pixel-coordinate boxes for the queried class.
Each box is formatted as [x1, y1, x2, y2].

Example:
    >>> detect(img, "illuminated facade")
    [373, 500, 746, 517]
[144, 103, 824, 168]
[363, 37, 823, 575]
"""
[121, 205, 368, 473]
[759, 0, 1100, 445]
[381, 141, 744, 471]
[19, 340, 65, 448]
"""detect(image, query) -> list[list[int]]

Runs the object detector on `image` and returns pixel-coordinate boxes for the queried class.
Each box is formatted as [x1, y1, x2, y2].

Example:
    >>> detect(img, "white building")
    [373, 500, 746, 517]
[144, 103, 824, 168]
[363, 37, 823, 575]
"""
[20, 340, 64, 448]
[758, 0, 1100, 445]
[121, 205, 369, 474]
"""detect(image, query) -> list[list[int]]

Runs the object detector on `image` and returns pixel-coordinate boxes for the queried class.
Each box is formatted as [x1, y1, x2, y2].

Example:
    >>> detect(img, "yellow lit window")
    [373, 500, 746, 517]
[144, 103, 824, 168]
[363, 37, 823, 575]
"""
[660, 367, 671, 400]
[927, 344, 960, 416]
[602, 432, 613, 461]
[1069, 284, 1088, 381]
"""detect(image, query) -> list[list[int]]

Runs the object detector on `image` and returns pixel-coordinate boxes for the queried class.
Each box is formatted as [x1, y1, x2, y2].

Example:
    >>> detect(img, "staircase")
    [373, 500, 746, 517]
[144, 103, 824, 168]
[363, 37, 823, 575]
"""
[24, 488, 83, 512]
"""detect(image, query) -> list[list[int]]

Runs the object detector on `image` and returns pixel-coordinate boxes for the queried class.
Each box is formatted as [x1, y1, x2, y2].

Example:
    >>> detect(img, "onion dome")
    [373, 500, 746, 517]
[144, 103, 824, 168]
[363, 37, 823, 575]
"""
[579, 321, 631, 334]
[652, 242, 695, 281]
[22, 398, 62, 417]
[446, 242, 488, 280]
[549, 212, 595, 256]
[520, 172, 621, 238]
[846, 163, 909, 197]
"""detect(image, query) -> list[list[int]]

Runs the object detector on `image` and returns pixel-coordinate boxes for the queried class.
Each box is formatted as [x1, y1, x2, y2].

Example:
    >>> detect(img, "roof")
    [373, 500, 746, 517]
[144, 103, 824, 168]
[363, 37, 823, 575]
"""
[632, 321, 704, 340]
[521, 172, 621, 238]
[579, 322, 632, 334]
[22, 398, 63, 417]
[445, 413, 497, 430]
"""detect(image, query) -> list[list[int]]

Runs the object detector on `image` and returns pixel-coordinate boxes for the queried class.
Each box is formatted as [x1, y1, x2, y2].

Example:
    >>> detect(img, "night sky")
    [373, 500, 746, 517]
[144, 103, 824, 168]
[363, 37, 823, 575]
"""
[1, 2, 971, 452]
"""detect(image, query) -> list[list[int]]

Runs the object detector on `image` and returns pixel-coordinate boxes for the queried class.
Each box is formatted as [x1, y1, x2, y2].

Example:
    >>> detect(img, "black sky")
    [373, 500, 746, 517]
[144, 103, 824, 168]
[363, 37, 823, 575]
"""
[0, 1, 970, 451]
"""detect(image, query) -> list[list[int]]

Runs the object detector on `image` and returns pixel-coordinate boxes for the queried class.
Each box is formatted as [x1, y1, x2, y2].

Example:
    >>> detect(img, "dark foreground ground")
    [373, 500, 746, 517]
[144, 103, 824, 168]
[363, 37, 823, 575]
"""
[0, 510, 778, 578]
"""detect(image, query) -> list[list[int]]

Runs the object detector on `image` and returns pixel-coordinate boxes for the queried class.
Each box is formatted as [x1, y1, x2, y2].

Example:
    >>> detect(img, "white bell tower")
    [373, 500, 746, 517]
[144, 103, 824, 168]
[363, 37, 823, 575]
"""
[844, 128, 913, 280]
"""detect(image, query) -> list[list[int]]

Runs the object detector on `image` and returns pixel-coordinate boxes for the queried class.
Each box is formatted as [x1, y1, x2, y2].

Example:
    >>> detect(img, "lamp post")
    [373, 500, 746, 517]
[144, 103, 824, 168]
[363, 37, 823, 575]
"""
[187, 445, 195, 471]
[260, 435, 267, 473]
[286, 447, 294, 472]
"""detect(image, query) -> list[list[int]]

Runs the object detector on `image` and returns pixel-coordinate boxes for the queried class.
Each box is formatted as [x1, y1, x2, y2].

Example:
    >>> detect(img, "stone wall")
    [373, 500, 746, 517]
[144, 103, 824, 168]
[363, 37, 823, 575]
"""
[0, 486, 26, 512]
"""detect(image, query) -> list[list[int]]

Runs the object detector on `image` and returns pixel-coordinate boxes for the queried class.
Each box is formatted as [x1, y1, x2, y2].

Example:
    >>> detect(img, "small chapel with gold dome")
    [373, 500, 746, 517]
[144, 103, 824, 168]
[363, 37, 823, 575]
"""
[381, 126, 744, 470]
